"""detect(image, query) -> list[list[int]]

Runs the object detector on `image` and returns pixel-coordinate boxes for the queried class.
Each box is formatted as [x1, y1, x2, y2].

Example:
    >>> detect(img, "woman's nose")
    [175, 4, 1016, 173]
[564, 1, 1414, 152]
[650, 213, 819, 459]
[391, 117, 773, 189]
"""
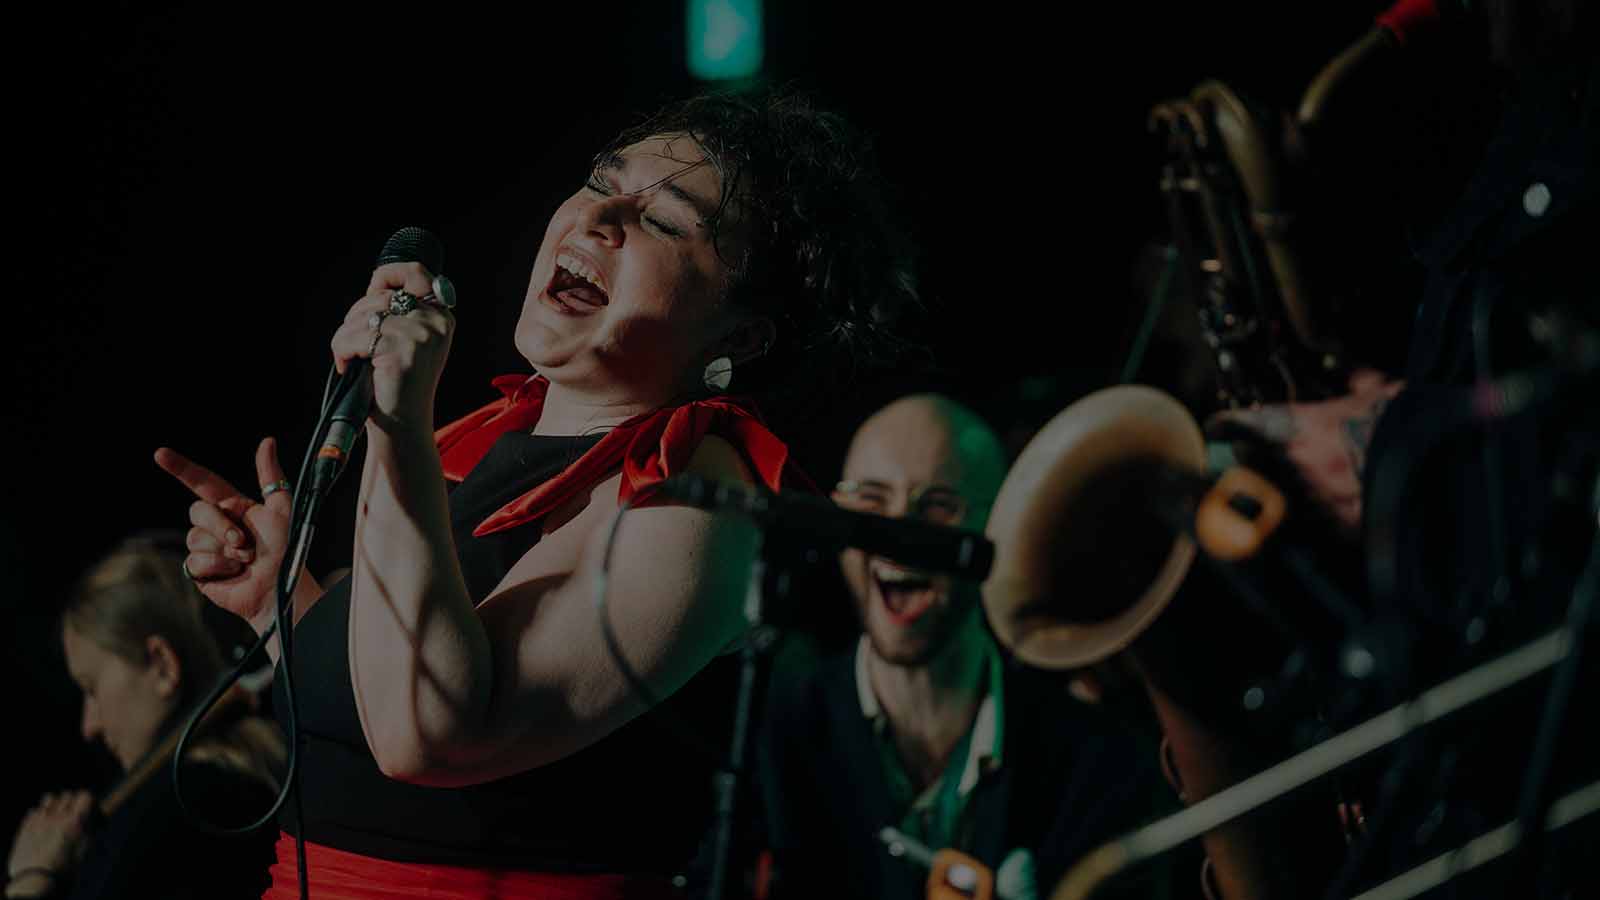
[575, 193, 630, 247]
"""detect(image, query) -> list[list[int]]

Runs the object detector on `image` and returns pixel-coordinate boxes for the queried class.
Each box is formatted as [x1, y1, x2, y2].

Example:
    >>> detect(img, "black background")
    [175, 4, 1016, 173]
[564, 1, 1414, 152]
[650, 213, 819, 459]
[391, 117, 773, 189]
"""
[8, 0, 1459, 854]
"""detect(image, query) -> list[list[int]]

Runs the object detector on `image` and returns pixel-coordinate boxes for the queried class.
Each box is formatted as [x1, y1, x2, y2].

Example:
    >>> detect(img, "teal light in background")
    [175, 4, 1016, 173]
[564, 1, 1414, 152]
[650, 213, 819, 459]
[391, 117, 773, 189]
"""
[687, 0, 763, 81]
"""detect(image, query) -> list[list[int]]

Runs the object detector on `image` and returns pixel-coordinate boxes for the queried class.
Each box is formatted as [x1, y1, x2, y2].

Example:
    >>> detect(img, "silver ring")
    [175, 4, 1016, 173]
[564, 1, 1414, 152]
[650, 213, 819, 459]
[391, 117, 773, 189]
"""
[389, 290, 420, 316]
[428, 275, 457, 309]
[181, 559, 202, 584]
[261, 479, 291, 499]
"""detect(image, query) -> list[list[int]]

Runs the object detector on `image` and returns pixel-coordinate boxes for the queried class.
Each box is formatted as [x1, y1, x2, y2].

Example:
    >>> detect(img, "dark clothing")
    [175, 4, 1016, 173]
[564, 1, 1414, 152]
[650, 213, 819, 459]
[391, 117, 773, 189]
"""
[1402, 61, 1597, 387]
[62, 759, 276, 900]
[274, 431, 740, 874]
[759, 648, 1178, 900]
[1365, 57, 1596, 671]
[1356, 56, 1598, 899]
[446, 431, 605, 601]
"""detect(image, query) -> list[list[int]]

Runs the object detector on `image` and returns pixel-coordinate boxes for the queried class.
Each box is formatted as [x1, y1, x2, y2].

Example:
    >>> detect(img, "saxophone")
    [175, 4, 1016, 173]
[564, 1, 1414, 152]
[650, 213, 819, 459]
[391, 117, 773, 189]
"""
[985, 7, 1458, 898]
[1151, 81, 1343, 409]
[1145, 3, 1443, 410]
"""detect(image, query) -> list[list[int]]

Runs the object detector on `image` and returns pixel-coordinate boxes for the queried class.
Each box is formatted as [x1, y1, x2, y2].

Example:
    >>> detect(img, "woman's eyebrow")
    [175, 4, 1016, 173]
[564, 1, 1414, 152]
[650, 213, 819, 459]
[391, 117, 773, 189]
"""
[656, 180, 716, 223]
[599, 152, 717, 223]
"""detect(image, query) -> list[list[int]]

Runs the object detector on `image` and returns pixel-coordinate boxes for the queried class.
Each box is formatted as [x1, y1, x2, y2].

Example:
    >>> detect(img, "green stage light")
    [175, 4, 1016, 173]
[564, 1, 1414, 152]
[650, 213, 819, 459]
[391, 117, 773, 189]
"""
[687, 0, 763, 81]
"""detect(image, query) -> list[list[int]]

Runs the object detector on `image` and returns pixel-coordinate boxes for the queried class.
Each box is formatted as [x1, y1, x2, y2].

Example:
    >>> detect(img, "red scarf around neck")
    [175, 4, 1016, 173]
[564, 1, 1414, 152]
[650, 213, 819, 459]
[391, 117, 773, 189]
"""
[434, 375, 810, 536]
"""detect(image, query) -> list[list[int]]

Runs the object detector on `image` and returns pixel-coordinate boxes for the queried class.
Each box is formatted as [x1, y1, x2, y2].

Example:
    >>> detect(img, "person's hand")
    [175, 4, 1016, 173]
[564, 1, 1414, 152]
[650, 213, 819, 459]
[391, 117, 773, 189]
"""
[6, 791, 92, 898]
[154, 437, 293, 631]
[330, 262, 455, 436]
[1207, 369, 1404, 536]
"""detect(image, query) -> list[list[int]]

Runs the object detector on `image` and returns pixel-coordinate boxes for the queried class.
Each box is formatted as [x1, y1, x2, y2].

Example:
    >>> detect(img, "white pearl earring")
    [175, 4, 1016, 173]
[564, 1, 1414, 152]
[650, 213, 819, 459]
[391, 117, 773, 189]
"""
[703, 356, 733, 392]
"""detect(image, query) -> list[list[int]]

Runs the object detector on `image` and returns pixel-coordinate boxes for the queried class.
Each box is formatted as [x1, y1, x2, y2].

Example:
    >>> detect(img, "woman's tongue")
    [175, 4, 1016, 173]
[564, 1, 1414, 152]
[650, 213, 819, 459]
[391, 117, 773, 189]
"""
[557, 285, 606, 308]
[552, 267, 608, 308]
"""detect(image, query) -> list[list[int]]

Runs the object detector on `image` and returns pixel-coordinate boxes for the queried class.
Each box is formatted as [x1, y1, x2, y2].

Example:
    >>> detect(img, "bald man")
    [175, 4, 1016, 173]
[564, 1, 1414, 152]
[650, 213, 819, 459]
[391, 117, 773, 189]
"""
[757, 395, 1176, 900]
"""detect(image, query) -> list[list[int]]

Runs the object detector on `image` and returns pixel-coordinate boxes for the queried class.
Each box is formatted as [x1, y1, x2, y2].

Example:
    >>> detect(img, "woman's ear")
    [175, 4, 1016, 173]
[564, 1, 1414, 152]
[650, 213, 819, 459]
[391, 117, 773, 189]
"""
[145, 634, 182, 700]
[713, 316, 777, 367]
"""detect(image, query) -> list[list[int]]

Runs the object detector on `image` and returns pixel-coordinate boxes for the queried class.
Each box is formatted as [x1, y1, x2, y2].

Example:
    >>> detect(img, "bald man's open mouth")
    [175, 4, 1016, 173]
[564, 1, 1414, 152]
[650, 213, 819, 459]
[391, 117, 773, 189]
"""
[871, 559, 939, 626]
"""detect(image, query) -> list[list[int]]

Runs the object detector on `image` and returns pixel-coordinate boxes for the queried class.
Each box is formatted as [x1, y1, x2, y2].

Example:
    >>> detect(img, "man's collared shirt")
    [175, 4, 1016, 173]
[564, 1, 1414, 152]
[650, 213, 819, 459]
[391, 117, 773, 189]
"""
[854, 634, 1006, 855]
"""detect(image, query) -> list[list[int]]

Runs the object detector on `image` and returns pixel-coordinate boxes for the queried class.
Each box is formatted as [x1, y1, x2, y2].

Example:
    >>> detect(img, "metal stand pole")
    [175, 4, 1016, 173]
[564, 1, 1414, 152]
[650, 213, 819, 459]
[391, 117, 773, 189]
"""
[706, 547, 781, 900]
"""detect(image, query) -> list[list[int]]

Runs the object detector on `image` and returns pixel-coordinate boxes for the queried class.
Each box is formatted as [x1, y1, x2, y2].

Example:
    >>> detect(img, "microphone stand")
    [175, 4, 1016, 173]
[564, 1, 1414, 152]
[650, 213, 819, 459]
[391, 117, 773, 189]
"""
[645, 474, 992, 896]
[1504, 534, 1599, 892]
[705, 535, 785, 900]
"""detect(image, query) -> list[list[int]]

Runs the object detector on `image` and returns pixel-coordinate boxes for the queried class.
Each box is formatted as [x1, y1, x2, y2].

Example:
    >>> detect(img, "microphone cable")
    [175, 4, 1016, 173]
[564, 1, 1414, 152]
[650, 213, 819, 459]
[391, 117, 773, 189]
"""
[170, 361, 344, 898]
[170, 227, 445, 900]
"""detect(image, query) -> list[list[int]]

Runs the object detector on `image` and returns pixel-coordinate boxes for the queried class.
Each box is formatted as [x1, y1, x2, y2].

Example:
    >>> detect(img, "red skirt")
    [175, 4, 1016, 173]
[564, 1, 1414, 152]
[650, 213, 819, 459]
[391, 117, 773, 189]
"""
[263, 831, 681, 900]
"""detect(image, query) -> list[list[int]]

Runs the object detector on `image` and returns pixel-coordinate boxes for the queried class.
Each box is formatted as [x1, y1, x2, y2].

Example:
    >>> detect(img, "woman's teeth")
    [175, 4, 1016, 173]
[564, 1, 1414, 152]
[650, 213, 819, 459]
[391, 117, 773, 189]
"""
[555, 252, 603, 290]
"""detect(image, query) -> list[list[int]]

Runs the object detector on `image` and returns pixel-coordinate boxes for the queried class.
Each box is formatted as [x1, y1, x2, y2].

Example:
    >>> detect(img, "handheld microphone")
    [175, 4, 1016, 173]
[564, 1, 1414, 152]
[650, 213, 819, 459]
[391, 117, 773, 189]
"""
[309, 227, 446, 495]
[657, 474, 995, 580]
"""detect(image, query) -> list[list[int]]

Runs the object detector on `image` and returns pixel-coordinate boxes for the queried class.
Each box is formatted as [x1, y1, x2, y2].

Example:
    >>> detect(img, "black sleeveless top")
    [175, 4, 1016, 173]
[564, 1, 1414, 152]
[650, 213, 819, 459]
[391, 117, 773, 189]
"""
[274, 432, 738, 872]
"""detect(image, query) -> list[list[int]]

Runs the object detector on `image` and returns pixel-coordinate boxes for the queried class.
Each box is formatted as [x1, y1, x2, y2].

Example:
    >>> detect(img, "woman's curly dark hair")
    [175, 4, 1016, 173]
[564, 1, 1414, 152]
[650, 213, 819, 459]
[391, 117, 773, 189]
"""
[600, 88, 926, 423]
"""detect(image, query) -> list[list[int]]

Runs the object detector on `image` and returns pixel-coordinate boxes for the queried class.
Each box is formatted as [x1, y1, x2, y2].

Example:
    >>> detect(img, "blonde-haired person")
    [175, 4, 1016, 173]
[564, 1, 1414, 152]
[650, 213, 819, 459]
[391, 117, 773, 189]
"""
[4, 534, 283, 900]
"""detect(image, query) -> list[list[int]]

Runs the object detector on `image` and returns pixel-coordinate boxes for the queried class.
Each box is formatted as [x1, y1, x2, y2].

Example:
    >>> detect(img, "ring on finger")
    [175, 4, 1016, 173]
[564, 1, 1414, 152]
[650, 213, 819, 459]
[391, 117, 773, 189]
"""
[420, 274, 457, 310]
[261, 479, 291, 499]
[389, 290, 420, 316]
[181, 558, 204, 584]
[367, 321, 384, 358]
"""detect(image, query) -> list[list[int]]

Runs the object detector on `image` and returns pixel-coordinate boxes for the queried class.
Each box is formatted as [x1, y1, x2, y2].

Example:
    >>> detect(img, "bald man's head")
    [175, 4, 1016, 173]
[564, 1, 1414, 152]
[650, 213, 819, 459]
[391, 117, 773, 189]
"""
[834, 394, 1009, 666]
[842, 394, 1008, 528]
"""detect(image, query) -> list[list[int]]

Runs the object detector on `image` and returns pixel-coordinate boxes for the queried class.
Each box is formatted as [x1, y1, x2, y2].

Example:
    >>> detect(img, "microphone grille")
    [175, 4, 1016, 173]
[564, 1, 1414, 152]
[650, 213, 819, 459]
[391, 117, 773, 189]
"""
[376, 227, 445, 273]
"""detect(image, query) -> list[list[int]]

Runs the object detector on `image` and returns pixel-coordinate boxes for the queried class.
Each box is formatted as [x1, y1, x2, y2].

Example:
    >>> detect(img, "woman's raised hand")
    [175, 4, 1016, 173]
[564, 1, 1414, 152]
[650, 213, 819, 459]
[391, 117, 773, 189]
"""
[154, 437, 294, 631]
[330, 262, 456, 436]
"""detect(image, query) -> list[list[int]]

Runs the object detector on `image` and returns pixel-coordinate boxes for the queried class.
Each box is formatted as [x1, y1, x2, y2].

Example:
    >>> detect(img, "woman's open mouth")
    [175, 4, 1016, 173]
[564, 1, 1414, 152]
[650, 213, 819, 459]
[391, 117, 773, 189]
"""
[542, 251, 610, 315]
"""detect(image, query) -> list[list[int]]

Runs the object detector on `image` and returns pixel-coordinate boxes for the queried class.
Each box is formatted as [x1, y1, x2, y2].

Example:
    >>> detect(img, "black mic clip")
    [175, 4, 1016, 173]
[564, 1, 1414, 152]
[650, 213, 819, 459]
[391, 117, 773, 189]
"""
[658, 474, 996, 581]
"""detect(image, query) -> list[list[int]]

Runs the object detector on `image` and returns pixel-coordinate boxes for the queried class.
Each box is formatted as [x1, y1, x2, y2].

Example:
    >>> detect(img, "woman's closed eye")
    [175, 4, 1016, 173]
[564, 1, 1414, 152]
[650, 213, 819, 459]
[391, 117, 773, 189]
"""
[644, 213, 684, 238]
[584, 177, 685, 238]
